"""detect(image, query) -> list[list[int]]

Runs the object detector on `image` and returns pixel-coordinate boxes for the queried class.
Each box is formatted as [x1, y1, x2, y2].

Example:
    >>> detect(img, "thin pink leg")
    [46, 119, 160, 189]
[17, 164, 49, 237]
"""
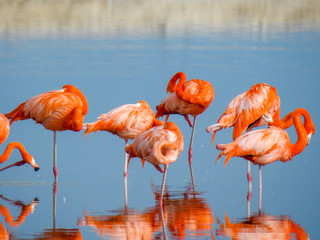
[188, 116, 197, 189]
[159, 165, 168, 206]
[124, 140, 128, 209]
[259, 164, 262, 190]
[53, 131, 58, 183]
[184, 115, 193, 127]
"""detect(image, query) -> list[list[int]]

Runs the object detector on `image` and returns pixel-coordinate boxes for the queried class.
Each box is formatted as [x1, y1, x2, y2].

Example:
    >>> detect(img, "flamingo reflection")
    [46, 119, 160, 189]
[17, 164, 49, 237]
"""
[0, 194, 38, 227]
[32, 228, 83, 240]
[78, 186, 214, 239]
[34, 183, 84, 240]
[0, 222, 8, 240]
[217, 180, 309, 240]
[216, 212, 309, 240]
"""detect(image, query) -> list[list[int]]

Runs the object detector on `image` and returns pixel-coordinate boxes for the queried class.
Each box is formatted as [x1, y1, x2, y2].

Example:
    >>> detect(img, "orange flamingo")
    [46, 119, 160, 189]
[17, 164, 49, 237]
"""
[125, 121, 184, 204]
[215, 108, 315, 189]
[155, 72, 214, 186]
[84, 100, 163, 177]
[84, 100, 163, 207]
[0, 113, 39, 172]
[5, 85, 88, 182]
[206, 83, 281, 188]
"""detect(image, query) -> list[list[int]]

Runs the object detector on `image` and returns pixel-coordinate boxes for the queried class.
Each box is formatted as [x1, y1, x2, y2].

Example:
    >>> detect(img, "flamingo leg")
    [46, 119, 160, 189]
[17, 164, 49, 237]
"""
[259, 177, 262, 214]
[159, 165, 168, 205]
[159, 202, 167, 239]
[259, 164, 262, 190]
[124, 140, 128, 209]
[0, 160, 26, 172]
[188, 116, 197, 188]
[184, 115, 193, 127]
[53, 131, 58, 183]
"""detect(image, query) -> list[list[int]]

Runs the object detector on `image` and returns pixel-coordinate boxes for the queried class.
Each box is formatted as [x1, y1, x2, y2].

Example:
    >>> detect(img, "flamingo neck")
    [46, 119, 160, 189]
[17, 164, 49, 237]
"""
[272, 111, 294, 129]
[64, 85, 88, 115]
[166, 72, 186, 93]
[290, 108, 311, 157]
[0, 142, 29, 163]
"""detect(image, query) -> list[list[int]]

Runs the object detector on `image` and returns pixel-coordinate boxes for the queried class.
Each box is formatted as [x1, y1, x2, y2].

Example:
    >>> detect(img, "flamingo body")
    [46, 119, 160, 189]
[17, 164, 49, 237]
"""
[6, 85, 88, 132]
[155, 73, 214, 119]
[126, 121, 184, 168]
[206, 83, 280, 142]
[217, 127, 292, 167]
[84, 100, 163, 140]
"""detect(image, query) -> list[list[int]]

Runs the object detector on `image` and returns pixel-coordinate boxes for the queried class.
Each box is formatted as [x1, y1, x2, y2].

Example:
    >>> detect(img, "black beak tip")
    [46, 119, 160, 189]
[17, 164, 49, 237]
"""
[34, 167, 40, 172]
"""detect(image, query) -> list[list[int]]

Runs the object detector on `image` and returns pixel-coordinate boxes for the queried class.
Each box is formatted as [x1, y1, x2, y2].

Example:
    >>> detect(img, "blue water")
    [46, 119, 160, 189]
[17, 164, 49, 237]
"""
[0, 1, 320, 239]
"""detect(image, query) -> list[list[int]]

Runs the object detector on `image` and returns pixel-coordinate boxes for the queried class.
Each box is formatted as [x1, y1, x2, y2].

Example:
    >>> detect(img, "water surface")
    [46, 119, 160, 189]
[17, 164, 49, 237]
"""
[0, 1, 319, 239]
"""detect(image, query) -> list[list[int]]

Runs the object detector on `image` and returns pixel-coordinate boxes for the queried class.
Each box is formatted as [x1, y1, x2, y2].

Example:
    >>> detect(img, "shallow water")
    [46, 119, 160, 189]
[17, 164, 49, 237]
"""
[0, 1, 320, 239]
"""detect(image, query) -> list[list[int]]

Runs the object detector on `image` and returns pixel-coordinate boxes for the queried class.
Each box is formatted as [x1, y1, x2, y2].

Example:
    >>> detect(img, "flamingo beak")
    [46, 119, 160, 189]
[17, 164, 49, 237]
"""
[262, 113, 274, 123]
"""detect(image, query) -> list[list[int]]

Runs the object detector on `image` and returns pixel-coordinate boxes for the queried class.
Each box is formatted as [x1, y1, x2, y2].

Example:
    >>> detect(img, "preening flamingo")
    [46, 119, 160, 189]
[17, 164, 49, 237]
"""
[84, 100, 163, 177]
[0, 113, 39, 172]
[5, 85, 88, 182]
[84, 100, 163, 207]
[215, 108, 315, 190]
[155, 72, 214, 186]
[125, 121, 184, 204]
[206, 83, 281, 188]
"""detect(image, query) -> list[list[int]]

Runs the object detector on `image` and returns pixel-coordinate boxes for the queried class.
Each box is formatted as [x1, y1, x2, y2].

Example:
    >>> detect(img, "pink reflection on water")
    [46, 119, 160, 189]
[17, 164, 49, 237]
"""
[78, 186, 214, 239]
[216, 212, 309, 240]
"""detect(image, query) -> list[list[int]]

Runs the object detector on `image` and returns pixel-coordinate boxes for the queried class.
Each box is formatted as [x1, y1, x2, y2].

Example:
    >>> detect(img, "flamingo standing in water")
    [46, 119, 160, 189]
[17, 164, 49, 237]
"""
[215, 108, 315, 190]
[155, 72, 214, 186]
[206, 83, 283, 188]
[125, 121, 184, 204]
[0, 113, 39, 172]
[84, 100, 164, 177]
[84, 100, 163, 206]
[5, 85, 88, 182]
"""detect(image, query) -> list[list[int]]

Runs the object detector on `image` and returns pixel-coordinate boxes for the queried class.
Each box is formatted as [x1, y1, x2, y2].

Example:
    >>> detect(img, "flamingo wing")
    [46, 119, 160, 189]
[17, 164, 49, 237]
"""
[232, 84, 280, 139]
[6, 89, 84, 131]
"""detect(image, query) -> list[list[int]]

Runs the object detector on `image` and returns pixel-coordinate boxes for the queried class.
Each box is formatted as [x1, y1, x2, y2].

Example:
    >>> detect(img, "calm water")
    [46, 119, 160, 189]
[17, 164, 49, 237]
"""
[0, 1, 320, 239]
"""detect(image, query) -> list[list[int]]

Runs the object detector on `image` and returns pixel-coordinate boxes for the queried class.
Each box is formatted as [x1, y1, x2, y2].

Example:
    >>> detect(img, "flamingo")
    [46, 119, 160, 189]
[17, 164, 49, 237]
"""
[0, 113, 39, 172]
[83, 100, 163, 206]
[84, 100, 164, 177]
[206, 83, 283, 188]
[125, 121, 184, 204]
[155, 72, 214, 186]
[5, 85, 88, 182]
[215, 108, 315, 190]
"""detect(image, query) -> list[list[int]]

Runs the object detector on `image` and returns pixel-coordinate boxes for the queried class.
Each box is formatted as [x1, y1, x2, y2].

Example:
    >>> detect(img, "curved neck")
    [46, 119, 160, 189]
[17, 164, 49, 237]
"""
[0, 142, 28, 164]
[290, 109, 311, 157]
[271, 111, 294, 129]
[64, 85, 88, 115]
[166, 72, 186, 93]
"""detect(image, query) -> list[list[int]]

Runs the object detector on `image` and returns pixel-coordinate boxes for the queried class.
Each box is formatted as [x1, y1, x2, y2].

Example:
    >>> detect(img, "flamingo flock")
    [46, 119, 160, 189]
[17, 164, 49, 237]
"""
[1, 72, 315, 204]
